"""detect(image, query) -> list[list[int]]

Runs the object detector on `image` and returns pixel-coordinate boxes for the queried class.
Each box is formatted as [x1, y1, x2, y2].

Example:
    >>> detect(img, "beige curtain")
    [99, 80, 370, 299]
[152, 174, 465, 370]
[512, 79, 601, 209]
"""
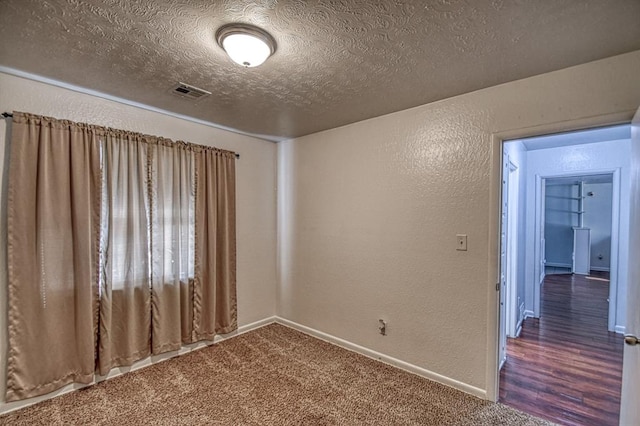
[97, 132, 151, 375]
[193, 148, 237, 340]
[5, 111, 237, 401]
[6, 112, 100, 402]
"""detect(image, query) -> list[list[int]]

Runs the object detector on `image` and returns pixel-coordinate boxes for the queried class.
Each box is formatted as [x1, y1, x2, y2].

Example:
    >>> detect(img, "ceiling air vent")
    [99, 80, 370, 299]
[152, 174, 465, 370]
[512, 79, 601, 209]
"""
[170, 82, 211, 100]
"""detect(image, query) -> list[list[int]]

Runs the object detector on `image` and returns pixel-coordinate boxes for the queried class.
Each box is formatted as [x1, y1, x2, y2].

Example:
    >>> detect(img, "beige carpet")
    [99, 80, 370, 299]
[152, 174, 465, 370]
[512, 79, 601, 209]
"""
[0, 324, 551, 425]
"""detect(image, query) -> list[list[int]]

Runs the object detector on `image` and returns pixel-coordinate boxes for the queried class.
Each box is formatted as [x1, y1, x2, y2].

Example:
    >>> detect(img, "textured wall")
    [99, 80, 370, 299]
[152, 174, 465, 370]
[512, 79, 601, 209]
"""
[277, 51, 640, 394]
[0, 73, 277, 408]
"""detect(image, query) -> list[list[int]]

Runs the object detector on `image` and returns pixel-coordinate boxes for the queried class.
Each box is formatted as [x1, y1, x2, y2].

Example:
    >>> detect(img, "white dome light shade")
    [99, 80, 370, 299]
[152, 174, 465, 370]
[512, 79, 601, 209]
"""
[222, 33, 271, 67]
[216, 24, 276, 68]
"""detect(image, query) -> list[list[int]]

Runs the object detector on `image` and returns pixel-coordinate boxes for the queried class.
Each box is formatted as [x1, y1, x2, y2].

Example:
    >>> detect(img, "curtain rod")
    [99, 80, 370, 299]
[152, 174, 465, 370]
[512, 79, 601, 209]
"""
[1, 112, 239, 159]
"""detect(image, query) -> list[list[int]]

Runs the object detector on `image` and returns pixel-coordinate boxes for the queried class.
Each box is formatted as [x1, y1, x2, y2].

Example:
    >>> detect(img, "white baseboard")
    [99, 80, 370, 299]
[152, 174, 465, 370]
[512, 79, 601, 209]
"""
[516, 303, 525, 335]
[0, 316, 276, 415]
[498, 356, 506, 371]
[514, 314, 523, 338]
[524, 310, 535, 319]
[275, 317, 487, 400]
[615, 325, 626, 334]
[590, 266, 610, 272]
[545, 262, 572, 268]
[215, 316, 276, 342]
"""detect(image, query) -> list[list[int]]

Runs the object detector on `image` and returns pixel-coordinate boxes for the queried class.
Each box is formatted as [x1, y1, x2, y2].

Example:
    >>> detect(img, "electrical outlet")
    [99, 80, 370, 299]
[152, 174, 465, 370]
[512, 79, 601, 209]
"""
[456, 234, 467, 251]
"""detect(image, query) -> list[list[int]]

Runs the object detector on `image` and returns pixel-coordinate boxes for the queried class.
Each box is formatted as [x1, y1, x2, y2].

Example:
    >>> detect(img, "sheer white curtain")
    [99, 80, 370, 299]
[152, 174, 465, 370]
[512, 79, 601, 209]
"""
[98, 133, 151, 375]
[150, 141, 196, 353]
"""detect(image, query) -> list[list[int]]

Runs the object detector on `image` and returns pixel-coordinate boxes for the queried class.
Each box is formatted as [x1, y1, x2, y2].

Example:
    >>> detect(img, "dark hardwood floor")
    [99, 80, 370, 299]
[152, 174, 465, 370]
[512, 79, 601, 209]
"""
[499, 272, 623, 426]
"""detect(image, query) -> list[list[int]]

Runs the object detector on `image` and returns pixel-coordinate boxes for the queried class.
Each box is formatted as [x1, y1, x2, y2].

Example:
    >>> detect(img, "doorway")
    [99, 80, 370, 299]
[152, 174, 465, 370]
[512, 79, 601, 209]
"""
[497, 124, 632, 425]
[531, 170, 624, 331]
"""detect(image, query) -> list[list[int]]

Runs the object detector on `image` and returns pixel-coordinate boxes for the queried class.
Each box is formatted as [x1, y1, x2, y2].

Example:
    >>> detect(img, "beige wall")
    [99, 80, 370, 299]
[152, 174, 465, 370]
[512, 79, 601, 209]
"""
[277, 50, 640, 395]
[0, 72, 277, 408]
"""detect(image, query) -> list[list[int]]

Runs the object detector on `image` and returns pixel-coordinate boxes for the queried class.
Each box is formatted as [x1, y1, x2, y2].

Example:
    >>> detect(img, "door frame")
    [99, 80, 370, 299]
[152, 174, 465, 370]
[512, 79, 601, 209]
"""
[532, 169, 620, 331]
[498, 155, 511, 369]
[498, 155, 520, 370]
[506, 159, 519, 338]
[485, 110, 634, 402]
[619, 106, 640, 425]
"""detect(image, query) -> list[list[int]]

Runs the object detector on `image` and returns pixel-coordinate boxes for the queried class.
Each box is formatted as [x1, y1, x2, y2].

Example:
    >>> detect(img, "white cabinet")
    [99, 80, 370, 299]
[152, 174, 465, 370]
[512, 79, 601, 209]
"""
[572, 227, 591, 275]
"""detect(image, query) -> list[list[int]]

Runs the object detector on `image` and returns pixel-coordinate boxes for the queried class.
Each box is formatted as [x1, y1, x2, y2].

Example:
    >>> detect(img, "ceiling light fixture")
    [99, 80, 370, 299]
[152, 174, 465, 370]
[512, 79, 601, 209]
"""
[216, 23, 276, 68]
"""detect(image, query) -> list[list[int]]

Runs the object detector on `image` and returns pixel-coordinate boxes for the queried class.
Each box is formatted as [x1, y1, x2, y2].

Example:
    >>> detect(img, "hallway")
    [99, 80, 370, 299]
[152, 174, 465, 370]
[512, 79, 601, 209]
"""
[499, 272, 623, 425]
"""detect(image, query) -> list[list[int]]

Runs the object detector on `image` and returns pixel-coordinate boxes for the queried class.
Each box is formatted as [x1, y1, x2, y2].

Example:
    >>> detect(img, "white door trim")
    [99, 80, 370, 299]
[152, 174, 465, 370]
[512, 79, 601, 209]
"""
[506, 160, 519, 337]
[609, 168, 622, 332]
[533, 175, 544, 317]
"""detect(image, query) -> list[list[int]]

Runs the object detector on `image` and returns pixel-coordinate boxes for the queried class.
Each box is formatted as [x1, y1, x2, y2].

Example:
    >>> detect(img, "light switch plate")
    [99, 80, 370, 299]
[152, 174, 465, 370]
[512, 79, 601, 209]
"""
[456, 234, 467, 251]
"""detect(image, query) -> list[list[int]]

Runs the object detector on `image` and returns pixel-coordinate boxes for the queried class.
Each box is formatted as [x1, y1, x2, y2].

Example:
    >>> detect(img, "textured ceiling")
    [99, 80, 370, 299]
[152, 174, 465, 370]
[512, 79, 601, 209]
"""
[0, 1, 639, 141]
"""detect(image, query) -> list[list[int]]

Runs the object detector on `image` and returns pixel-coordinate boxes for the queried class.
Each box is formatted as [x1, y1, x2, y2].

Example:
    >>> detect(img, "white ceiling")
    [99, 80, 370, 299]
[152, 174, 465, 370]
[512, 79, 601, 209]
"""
[1, 1, 639, 141]
[516, 124, 631, 151]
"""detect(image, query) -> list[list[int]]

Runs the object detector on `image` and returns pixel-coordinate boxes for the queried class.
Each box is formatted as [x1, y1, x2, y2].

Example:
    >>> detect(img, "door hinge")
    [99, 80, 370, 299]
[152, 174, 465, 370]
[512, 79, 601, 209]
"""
[496, 282, 500, 291]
